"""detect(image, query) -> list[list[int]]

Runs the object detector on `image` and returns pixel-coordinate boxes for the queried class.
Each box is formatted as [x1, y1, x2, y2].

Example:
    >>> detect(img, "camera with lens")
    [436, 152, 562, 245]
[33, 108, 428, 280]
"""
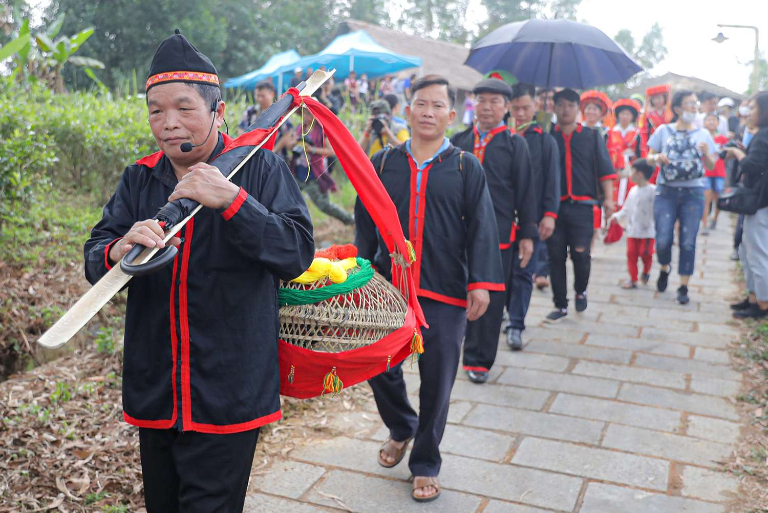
[719, 140, 740, 160]
[370, 114, 390, 136]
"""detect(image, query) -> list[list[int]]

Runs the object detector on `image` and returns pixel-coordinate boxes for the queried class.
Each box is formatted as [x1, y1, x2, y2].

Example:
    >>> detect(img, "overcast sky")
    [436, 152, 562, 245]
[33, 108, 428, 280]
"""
[466, 0, 767, 95]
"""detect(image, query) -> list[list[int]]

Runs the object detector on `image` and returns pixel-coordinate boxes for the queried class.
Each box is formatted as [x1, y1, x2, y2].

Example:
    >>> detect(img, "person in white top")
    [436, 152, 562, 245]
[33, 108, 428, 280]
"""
[610, 160, 656, 289]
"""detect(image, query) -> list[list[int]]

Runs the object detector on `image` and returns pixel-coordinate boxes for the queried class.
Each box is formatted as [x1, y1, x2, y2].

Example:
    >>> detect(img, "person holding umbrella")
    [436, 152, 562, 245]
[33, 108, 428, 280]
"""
[546, 88, 616, 322]
[451, 78, 538, 383]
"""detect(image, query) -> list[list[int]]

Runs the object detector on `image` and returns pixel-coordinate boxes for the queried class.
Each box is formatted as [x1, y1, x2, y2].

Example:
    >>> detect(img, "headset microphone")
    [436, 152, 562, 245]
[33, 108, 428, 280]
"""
[180, 100, 219, 153]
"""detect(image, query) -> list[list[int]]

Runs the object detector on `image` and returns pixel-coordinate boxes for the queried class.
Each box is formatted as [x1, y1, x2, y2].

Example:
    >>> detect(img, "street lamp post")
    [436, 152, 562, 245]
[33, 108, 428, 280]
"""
[713, 24, 760, 94]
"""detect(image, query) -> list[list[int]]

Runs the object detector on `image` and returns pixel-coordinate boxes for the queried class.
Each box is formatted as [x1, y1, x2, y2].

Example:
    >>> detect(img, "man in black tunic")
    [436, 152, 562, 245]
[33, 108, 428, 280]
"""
[546, 88, 615, 322]
[84, 32, 314, 512]
[355, 75, 504, 502]
[505, 82, 561, 349]
[450, 78, 537, 383]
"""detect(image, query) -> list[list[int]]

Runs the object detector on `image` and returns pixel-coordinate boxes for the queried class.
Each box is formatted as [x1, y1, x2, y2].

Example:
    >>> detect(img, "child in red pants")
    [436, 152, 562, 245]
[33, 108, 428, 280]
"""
[610, 160, 656, 289]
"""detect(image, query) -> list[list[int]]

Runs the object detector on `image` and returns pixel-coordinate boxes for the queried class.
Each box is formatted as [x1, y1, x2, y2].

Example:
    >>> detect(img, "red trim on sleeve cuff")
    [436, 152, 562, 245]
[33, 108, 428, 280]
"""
[104, 238, 123, 270]
[599, 173, 618, 182]
[467, 282, 506, 292]
[543, 212, 558, 219]
[221, 188, 248, 220]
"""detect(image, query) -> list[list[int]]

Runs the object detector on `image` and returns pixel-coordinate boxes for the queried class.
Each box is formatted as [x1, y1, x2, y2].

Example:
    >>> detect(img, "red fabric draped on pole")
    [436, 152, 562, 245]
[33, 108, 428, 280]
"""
[271, 94, 426, 398]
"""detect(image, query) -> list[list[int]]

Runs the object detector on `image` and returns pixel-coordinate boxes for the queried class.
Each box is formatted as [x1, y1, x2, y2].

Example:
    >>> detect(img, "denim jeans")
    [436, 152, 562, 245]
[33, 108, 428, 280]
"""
[653, 185, 705, 276]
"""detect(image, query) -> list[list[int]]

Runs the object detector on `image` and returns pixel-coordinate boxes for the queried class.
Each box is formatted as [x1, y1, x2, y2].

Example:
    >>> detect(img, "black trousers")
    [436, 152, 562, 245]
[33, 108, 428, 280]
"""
[139, 427, 260, 513]
[462, 247, 514, 371]
[546, 202, 594, 310]
[368, 298, 467, 477]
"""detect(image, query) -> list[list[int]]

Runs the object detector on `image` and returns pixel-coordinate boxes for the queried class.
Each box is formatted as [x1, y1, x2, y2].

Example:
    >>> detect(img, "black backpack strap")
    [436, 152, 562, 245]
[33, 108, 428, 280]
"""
[378, 144, 394, 175]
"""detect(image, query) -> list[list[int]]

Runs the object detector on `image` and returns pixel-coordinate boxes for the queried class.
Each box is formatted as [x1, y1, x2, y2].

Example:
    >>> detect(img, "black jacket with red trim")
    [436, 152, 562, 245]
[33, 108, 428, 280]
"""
[354, 143, 504, 308]
[84, 133, 314, 434]
[451, 126, 538, 245]
[551, 124, 616, 204]
[518, 123, 561, 222]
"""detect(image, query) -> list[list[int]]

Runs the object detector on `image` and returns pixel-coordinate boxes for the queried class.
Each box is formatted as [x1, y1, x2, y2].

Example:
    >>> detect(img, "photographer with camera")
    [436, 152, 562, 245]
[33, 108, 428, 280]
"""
[724, 92, 768, 319]
[358, 99, 410, 158]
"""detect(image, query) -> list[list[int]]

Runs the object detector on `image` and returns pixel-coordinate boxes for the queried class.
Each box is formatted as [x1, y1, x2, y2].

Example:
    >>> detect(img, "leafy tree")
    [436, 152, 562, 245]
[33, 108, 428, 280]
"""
[744, 53, 768, 96]
[479, 0, 581, 35]
[605, 22, 668, 95]
[43, 0, 343, 90]
[1, 15, 104, 92]
[344, 0, 389, 26]
[397, 0, 471, 45]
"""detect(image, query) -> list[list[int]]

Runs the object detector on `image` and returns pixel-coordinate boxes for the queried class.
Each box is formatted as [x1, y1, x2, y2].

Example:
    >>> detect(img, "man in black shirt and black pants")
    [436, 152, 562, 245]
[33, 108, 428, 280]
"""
[546, 88, 616, 322]
[505, 82, 561, 348]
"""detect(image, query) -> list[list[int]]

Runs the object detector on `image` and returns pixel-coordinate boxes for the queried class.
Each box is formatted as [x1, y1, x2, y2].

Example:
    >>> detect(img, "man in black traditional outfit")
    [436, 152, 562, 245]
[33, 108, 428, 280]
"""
[505, 82, 561, 350]
[355, 75, 504, 503]
[450, 78, 537, 384]
[84, 31, 314, 512]
[546, 88, 615, 322]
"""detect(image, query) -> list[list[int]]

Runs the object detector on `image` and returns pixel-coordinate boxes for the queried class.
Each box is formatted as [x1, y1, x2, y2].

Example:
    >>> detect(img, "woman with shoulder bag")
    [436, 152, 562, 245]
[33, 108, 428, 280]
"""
[646, 90, 719, 305]
[724, 92, 768, 319]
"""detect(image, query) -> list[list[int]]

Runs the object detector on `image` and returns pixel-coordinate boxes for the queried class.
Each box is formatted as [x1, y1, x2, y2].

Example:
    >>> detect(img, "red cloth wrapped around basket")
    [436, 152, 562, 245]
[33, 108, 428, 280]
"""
[277, 95, 427, 399]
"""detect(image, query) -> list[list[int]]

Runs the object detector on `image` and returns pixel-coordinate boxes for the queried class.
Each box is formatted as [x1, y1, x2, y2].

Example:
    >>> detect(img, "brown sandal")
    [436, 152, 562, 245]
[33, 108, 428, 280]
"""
[412, 476, 440, 502]
[377, 438, 411, 468]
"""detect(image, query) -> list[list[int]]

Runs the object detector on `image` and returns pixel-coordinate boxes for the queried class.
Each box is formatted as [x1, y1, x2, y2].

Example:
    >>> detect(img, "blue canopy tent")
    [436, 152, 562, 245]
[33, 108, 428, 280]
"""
[223, 49, 301, 91]
[271, 30, 421, 90]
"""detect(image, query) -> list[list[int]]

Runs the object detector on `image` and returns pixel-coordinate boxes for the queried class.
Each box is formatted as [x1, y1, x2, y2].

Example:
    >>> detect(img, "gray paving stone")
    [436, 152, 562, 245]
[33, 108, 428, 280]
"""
[291, 436, 412, 481]
[602, 424, 733, 467]
[694, 347, 731, 365]
[439, 424, 515, 461]
[525, 339, 632, 364]
[549, 393, 682, 433]
[252, 460, 327, 499]
[497, 367, 619, 398]
[681, 465, 740, 502]
[687, 415, 743, 445]
[648, 307, 732, 324]
[482, 501, 551, 513]
[511, 437, 669, 491]
[572, 360, 686, 389]
[690, 376, 743, 397]
[521, 326, 586, 344]
[243, 493, 334, 512]
[371, 400, 474, 442]
[463, 403, 604, 444]
[639, 327, 731, 349]
[633, 353, 741, 380]
[585, 334, 692, 359]
[619, 383, 740, 421]
[606, 314, 697, 332]
[450, 380, 551, 410]
[304, 470, 483, 512]
[494, 351, 571, 372]
[697, 321, 741, 337]
[534, 319, 640, 339]
[439, 453, 582, 511]
[579, 482, 726, 513]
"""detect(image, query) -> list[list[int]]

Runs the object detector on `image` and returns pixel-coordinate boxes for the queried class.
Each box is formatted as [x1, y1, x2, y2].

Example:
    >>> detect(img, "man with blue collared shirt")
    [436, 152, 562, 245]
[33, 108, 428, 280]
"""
[355, 75, 503, 503]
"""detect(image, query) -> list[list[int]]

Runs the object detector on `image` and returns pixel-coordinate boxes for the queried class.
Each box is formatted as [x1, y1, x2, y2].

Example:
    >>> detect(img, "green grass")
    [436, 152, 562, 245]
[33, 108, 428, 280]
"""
[0, 190, 102, 272]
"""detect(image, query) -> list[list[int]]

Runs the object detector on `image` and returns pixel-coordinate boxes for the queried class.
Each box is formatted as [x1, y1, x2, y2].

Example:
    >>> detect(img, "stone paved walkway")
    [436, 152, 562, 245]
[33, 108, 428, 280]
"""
[245, 222, 744, 512]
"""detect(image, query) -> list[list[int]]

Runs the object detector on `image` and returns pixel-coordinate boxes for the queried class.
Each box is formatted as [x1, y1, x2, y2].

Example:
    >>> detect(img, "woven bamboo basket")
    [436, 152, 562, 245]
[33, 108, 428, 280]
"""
[279, 261, 407, 353]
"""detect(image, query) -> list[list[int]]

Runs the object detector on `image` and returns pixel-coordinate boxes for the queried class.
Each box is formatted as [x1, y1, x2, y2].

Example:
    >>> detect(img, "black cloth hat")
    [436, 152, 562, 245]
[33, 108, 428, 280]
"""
[553, 88, 580, 104]
[473, 78, 513, 99]
[146, 29, 219, 92]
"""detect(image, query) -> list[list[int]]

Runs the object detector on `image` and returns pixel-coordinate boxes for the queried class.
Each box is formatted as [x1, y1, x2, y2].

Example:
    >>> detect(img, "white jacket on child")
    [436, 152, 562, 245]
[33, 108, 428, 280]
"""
[612, 184, 656, 239]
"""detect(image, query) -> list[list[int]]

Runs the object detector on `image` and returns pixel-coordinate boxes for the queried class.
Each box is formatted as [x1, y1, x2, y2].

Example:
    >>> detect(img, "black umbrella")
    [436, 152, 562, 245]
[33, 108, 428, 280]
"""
[465, 19, 643, 88]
